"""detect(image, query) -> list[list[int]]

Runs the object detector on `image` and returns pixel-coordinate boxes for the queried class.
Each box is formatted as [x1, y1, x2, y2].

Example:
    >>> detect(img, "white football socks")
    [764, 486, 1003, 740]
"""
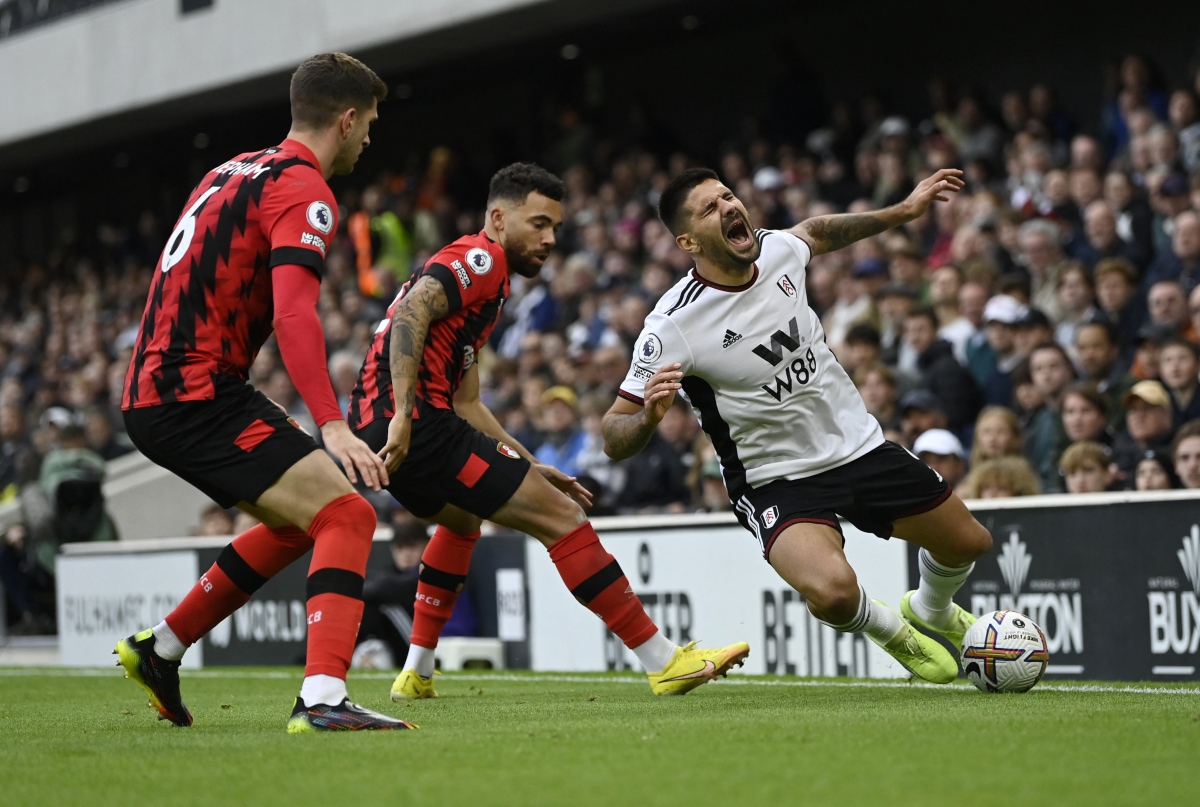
[631, 630, 678, 673]
[404, 644, 437, 678]
[299, 674, 347, 707]
[152, 621, 186, 661]
[818, 585, 905, 644]
[911, 549, 974, 629]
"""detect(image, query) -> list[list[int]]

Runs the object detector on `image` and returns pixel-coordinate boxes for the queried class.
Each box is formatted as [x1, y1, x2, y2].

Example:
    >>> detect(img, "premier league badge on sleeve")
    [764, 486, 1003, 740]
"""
[306, 201, 334, 234]
[465, 247, 493, 275]
[638, 333, 663, 364]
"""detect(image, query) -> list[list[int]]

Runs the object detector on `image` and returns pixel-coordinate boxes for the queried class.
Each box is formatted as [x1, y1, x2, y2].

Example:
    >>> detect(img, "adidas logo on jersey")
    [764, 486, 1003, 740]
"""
[722, 329, 743, 348]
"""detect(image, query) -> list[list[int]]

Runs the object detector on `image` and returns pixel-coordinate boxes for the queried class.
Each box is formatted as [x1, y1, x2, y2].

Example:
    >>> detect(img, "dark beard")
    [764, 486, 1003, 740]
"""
[507, 247, 544, 277]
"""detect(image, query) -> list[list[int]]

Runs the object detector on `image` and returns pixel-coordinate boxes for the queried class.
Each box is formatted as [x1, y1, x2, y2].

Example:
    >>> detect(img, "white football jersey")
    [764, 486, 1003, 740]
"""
[619, 228, 883, 500]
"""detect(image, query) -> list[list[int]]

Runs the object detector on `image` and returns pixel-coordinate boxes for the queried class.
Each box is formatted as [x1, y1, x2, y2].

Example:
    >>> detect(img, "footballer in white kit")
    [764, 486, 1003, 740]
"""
[603, 167, 994, 685]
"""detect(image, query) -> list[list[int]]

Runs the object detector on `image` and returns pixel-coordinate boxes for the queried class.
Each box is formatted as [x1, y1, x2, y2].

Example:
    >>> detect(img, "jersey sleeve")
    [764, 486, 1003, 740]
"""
[422, 244, 499, 313]
[617, 311, 694, 405]
[260, 165, 338, 278]
[778, 229, 814, 268]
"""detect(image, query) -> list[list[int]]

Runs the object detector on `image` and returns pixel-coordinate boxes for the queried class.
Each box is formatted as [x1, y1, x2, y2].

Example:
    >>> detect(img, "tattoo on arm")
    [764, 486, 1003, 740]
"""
[388, 277, 450, 418]
[798, 212, 892, 255]
[602, 411, 657, 461]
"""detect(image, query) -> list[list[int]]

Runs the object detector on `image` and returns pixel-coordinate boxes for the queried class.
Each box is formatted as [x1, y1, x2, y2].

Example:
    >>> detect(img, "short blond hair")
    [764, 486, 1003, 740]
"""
[960, 456, 1040, 498]
[1059, 441, 1110, 474]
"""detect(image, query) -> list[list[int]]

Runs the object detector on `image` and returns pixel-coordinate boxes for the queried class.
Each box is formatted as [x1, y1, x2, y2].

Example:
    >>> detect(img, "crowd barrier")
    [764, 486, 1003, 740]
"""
[56, 491, 1200, 681]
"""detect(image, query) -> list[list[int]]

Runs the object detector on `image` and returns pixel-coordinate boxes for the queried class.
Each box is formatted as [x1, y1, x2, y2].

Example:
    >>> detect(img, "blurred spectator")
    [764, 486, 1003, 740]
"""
[1074, 321, 1135, 427]
[1145, 280, 1197, 340]
[1144, 210, 1200, 293]
[1157, 337, 1200, 424]
[841, 324, 882, 378]
[960, 456, 1041, 498]
[0, 405, 38, 502]
[940, 277, 986, 365]
[1092, 258, 1145, 357]
[1059, 441, 1116, 493]
[902, 307, 981, 435]
[534, 386, 589, 478]
[193, 504, 235, 537]
[824, 258, 885, 350]
[83, 408, 133, 461]
[1075, 202, 1144, 269]
[970, 406, 1025, 467]
[1026, 342, 1074, 490]
[1013, 308, 1055, 360]
[913, 428, 967, 488]
[1060, 383, 1114, 446]
[1135, 448, 1179, 491]
[855, 362, 900, 432]
[1053, 263, 1099, 353]
[971, 294, 1026, 407]
[898, 389, 947, 448]
[1172, 420, 1200, 489]
[1017, 218, 1067, 321]
[875, 282, 917, 365]
[1111, 380, 1175, 482]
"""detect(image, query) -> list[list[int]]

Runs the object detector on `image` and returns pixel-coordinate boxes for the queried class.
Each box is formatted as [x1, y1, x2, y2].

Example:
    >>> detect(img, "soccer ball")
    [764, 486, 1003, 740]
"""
[960, 610, 1050, 693]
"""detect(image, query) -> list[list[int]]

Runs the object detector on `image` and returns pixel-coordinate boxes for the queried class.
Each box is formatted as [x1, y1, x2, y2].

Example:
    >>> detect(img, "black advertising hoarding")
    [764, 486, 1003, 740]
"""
[907, 495, 1200, 681]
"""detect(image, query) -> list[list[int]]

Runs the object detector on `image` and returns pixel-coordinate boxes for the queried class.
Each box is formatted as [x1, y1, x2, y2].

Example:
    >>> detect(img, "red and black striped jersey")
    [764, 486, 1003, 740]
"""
[123, 139, 336, 410]
[348, 231, 509, 429]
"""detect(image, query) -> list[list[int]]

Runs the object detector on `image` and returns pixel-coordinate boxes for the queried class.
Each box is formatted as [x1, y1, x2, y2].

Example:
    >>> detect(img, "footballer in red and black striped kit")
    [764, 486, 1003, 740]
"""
[348, 231, 510, 435]
[354, 163, 750, 701]
[115, 53, 415, 733]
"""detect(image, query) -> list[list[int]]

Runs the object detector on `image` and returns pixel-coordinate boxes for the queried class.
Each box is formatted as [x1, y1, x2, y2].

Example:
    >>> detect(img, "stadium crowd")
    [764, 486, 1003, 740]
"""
[6, 54, 1200, 629]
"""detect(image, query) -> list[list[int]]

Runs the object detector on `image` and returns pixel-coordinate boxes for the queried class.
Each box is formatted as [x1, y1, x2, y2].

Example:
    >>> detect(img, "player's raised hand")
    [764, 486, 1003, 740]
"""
[901, 168, 965, 220]
[644, 363, 683, 425]
[535, 462, 594, 509]
[321, 420, 389, 491]
[377, 413, 413, 475]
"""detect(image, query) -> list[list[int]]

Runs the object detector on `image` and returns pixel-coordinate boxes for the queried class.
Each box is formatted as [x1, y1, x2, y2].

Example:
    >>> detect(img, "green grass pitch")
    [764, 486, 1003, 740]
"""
[2, 668, 1198, 806]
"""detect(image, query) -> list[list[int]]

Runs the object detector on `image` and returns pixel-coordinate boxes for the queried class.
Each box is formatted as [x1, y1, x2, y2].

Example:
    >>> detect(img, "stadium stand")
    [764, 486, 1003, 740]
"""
[4, 1, 1200, 634]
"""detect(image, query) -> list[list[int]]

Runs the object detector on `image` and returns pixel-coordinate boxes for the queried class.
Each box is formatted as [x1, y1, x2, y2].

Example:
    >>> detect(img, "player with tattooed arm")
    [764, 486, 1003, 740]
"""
[348, 163, 749, 699]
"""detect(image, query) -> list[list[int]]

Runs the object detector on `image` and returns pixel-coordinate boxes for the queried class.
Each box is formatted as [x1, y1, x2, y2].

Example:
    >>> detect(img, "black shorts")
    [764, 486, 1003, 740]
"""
[354, 406, 530, 519]
[123, 382, 321, 509]
[732, 441, 951, 560]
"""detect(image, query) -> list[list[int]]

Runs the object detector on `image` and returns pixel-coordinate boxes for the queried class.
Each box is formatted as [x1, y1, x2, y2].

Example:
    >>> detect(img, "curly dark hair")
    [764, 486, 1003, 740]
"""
[487, 162, 564, 205]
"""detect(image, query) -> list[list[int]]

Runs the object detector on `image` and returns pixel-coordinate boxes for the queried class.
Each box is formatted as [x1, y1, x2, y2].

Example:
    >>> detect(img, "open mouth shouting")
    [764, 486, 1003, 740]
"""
[724, 214, 753, 251]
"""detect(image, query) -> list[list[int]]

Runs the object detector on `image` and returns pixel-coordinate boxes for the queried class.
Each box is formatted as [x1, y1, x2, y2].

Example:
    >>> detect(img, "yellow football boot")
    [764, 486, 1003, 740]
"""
[871, 607, 958, 684]
[647, 641, 750, 696]
[390, 669, 438, 702]
[900, 590, 978, 652]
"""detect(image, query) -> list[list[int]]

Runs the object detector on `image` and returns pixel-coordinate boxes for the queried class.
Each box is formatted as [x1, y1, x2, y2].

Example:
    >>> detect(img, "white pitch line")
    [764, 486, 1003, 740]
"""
[1, 668, 1198, 696]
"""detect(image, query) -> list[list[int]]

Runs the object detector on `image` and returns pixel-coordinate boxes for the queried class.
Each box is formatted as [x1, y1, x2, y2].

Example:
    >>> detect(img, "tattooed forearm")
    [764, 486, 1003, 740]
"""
[602, 410, 657, 460]
[797, 212, 897, 255]
[388, 276, 450, 417]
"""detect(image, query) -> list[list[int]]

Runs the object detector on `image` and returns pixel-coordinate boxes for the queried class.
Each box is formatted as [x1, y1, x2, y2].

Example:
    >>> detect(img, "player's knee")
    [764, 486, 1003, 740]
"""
[314, 493, 377, 543]
[804, 568, 859, 623]
[960, 520, 993, 562]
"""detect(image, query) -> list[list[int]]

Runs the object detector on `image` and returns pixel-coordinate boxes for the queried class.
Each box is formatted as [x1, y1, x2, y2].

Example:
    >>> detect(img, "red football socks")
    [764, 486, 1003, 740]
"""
[410, 526, 480, 649]
[548, 522, 657, 648]
[165, 522, 314, 646]
[303, 493, 377, 679]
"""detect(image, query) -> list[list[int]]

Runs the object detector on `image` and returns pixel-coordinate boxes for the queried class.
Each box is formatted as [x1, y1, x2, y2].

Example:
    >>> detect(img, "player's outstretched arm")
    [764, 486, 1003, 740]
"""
[602, 363, 682, 461]
[379, 276, 450, 474]
[789, 168, 964, 255]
